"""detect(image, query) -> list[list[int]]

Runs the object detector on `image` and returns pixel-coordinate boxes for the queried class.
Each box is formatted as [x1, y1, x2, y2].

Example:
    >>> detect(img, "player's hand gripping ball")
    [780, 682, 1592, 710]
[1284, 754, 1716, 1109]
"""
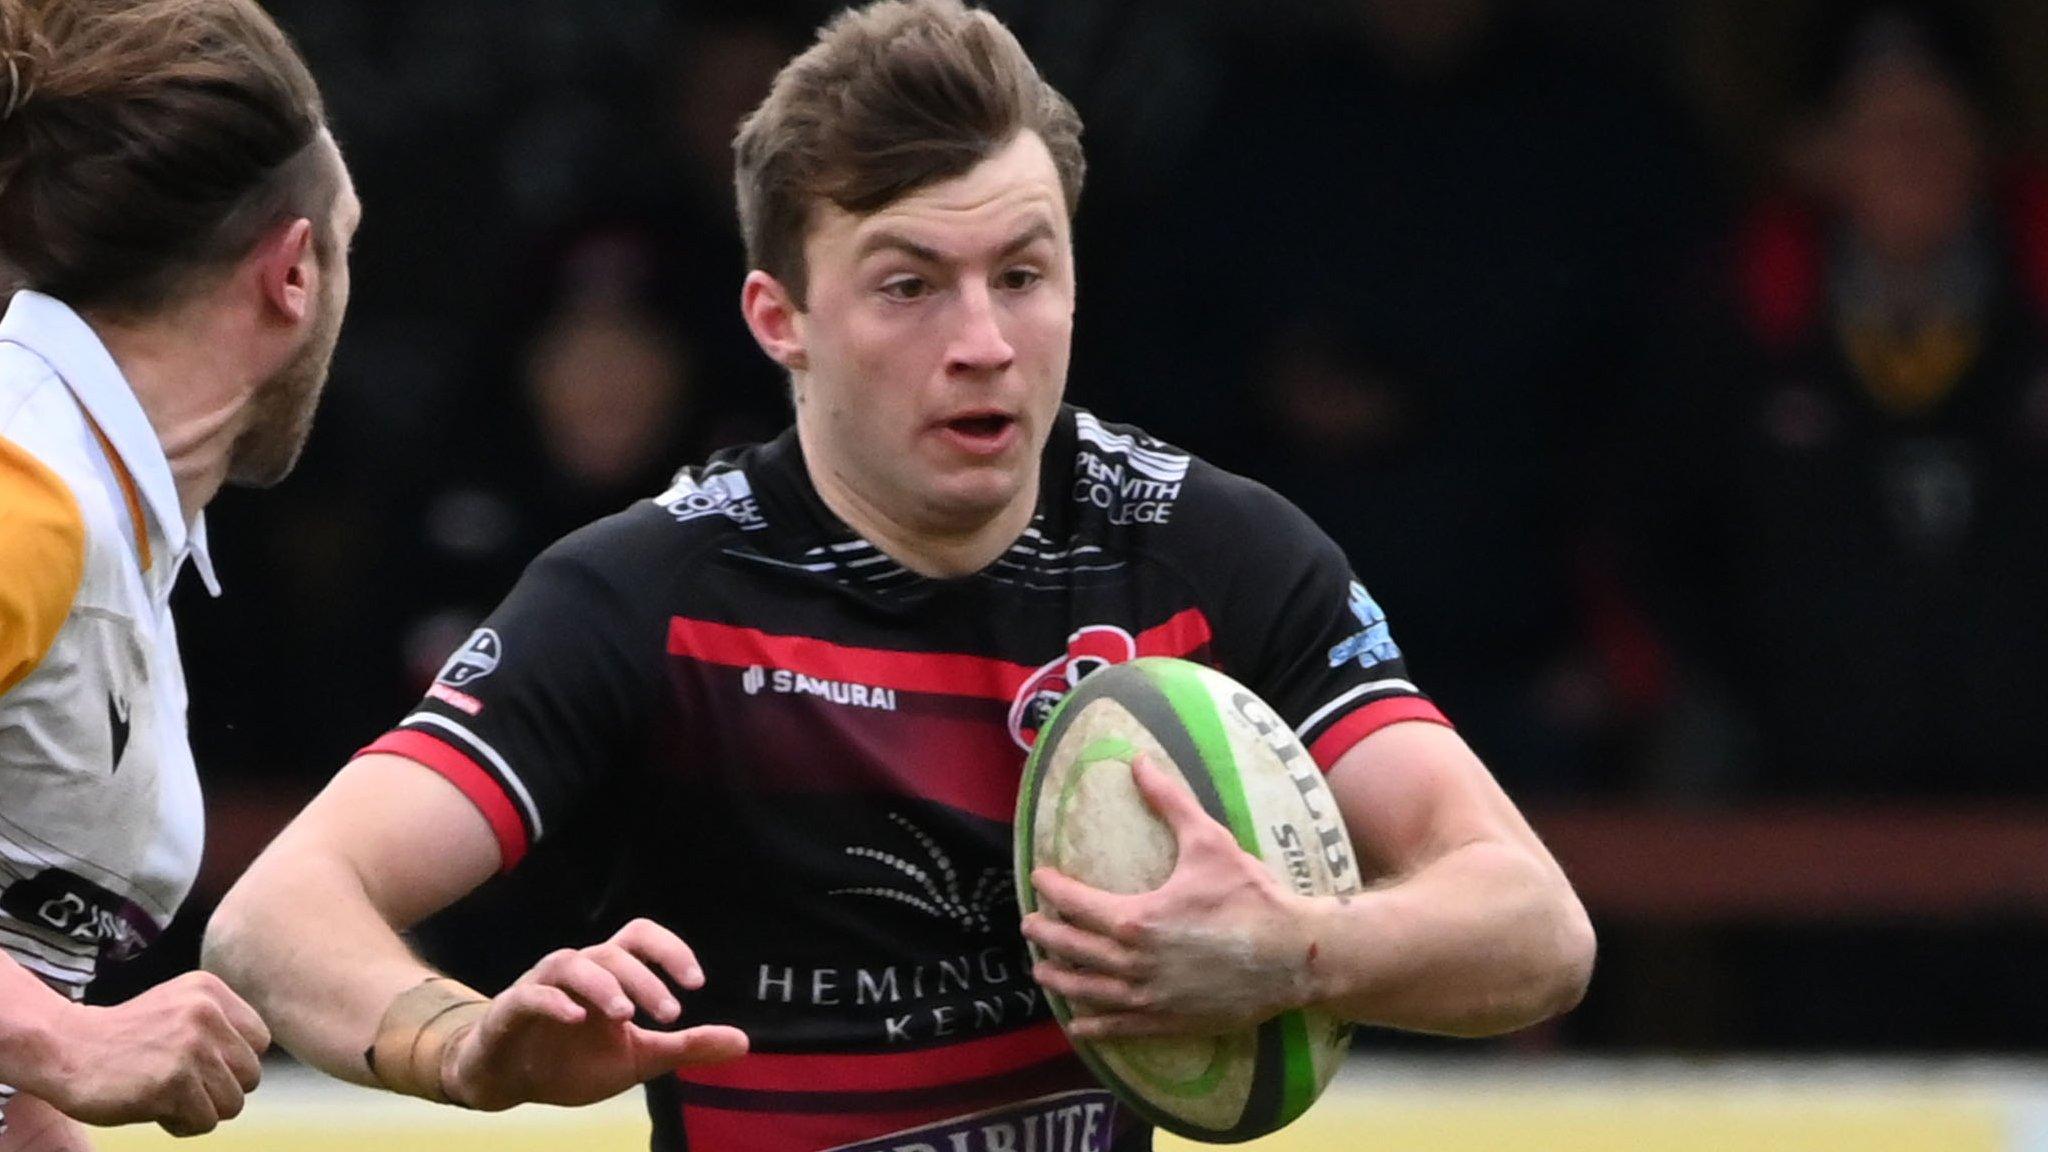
[1015, 658, 1359, 1142]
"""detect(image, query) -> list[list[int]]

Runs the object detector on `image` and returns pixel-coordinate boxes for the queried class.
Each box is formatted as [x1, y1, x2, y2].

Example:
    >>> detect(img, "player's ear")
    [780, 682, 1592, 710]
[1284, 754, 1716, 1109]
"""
[252, 216, 317, 326]
[741, 271, 808, 372]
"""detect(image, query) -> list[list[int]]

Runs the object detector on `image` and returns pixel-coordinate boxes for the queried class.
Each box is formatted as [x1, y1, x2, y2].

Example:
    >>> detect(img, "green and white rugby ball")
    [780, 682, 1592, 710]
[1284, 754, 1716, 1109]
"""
[1014, 657, 1361, 1143]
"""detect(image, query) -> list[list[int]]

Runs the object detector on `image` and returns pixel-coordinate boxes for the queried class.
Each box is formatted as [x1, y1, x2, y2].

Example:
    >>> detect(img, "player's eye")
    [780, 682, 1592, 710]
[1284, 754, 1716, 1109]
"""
[997, 267, 1042, 292]
[880, 276, 929, 301]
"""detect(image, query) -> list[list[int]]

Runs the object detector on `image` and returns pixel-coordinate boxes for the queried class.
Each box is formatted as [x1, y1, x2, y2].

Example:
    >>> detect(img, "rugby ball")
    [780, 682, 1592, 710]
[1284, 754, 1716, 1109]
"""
[1014, 657, 1361, 1143]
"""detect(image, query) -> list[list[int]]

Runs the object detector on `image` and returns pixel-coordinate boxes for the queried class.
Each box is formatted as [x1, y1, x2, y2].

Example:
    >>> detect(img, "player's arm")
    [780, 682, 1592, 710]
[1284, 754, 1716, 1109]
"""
[1025, 466, 1592, 1039]
[207, 521, 748, 1108]
[0, 439, 266, 1137]
[203, 753, 747, 1110]
[0, 1091, 92, 1152]
[1026, 725, 1593, 1040]
[199, 753, 502, 1086]
[0, 949, 267, 1137]
[1295, 721, 1594, 1034]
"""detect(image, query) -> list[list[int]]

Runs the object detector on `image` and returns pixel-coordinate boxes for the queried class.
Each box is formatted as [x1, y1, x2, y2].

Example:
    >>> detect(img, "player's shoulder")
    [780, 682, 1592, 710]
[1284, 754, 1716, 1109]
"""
[531, 446, 770, 590]
[1059, 407, 1317, 549]
[0, 422, 87, 694]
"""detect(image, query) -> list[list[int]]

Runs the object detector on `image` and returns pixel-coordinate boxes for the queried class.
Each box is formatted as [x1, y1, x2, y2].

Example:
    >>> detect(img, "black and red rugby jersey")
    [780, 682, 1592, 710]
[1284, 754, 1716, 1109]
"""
[360, 406, 1449, 1152]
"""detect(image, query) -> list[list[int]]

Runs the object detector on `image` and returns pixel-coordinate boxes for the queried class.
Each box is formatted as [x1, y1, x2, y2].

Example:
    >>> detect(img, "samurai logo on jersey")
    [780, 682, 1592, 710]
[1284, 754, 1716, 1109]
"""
[1071, 412, 1189, 525]
[1008, 625, 1138, 749]
[825, 1089, 1119, 1152]
[656, 468, 764, 529]
[741, 665, 899, 711]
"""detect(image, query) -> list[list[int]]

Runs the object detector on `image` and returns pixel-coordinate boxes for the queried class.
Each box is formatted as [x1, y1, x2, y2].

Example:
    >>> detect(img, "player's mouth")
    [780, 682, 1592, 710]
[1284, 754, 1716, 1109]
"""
[934, 410, 1020, 456]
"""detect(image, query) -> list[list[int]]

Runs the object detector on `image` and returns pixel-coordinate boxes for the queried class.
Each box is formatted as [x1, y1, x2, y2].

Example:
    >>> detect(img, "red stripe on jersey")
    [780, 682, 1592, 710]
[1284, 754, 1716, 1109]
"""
[675, 1018, 1072, 1095]
[674, 1071, 1117, 1152]
[679, 1098, 1016, 1152]
[1308, 696, 1452, 771]
[669, 618, 1038, 701]
[1136, 607, 1213, 658]
[681, 1104, 940, 1152]
[667, 610, 1216, 703]
[356, 730, 531, 870]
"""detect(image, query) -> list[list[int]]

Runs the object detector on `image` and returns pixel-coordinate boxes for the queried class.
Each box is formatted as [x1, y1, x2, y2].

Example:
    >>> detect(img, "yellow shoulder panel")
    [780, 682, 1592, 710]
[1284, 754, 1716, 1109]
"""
[0, 432, 86, 695]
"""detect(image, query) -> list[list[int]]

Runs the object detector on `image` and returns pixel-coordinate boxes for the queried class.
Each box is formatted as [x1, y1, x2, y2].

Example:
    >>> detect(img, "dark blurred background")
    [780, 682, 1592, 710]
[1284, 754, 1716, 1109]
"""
[116, 0, 2048, 1058]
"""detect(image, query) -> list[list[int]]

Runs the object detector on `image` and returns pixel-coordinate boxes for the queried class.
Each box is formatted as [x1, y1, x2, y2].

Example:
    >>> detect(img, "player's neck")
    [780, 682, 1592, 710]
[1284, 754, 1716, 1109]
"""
[806, 457, 1037, 579]
[88, 302, 256, 528]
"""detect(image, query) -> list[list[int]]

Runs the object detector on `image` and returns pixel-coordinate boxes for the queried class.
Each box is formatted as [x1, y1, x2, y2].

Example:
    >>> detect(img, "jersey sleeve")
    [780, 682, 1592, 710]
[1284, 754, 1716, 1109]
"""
[1193, 467, 1452, 771]
[0, 434, 85, 696]
[354, 519, 667, 871]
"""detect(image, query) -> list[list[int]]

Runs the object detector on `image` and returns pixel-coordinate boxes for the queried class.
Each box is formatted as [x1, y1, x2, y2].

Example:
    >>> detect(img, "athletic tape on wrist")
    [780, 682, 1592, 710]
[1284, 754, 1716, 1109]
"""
[365, 977, 491, 1104]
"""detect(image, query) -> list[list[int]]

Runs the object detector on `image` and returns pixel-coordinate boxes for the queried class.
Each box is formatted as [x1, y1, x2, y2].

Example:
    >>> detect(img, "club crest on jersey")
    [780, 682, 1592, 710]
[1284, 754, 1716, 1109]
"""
[1007, 625, 1138, 750]
[436, 628, 501, 688]
[1329, 581, 1401, 668]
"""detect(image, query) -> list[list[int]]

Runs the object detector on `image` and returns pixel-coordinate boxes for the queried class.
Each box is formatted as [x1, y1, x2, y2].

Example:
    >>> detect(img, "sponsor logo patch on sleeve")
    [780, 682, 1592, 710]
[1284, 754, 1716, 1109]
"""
[435, 628, 502, 688]
[1328, 581, 1401, 668]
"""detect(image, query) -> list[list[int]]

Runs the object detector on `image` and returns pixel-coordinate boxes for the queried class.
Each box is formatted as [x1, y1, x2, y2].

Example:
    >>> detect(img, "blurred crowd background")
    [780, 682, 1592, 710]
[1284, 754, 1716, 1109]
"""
[115, 0, 2048, 1062]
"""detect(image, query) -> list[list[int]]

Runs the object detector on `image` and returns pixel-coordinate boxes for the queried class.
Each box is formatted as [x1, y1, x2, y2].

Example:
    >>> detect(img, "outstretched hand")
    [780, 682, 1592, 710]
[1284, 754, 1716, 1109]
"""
[1022, 755, 1320, 1040]
[443, 918, 748, 1110]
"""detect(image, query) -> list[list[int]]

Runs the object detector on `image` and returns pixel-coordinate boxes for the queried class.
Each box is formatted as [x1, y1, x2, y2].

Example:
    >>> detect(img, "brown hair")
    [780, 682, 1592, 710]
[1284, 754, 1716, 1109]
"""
[0, 0, 336, 316]
[733, 0, 1084, 307]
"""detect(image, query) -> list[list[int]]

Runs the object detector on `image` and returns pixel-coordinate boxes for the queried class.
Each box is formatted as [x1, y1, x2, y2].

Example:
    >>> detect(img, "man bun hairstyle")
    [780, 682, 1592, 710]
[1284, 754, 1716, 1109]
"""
[0, 0, 334, 316]
[733, 0, 1084, 307]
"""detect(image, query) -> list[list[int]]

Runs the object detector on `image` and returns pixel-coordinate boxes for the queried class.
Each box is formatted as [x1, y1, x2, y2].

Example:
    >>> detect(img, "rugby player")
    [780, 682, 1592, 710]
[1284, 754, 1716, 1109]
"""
[204, 2, 1593, 1149]
[0, 0, 358, 1144]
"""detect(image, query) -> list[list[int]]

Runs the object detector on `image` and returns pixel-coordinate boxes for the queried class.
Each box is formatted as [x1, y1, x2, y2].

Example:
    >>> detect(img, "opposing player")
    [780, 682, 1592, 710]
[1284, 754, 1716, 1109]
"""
[0, 0, 359, 1144]
[203, 2, 1592, 1148]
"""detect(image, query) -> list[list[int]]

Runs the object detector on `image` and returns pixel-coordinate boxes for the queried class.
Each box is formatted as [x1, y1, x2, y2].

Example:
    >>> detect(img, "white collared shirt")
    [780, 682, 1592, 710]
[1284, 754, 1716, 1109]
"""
[0, 290, 218, 1011]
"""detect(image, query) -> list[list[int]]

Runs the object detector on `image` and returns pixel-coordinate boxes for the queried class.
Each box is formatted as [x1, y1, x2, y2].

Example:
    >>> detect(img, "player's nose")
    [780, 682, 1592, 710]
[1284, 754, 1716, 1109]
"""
[946, 282, 1015, 376]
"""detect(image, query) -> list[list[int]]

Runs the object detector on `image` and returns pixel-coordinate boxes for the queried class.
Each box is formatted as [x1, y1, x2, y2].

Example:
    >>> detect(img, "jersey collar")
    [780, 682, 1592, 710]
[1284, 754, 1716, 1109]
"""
[0, 290, 220, 595]
[750, 408, 1081, 571]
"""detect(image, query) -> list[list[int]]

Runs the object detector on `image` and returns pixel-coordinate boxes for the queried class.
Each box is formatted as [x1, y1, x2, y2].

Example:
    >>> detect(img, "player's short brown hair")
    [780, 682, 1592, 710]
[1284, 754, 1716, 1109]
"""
[734, 0, 1084, 307]
[0, 0, 337, 316]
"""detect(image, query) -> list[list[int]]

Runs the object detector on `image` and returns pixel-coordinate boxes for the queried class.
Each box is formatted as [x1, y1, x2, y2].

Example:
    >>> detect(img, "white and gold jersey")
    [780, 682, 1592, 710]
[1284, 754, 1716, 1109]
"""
[0, 291, 218, 1096]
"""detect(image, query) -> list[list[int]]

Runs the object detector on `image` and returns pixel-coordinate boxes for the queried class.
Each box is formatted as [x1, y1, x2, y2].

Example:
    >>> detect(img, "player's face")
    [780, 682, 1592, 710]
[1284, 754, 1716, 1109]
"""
[229, 142, 360, 489]
[788, 132, 1075, 535]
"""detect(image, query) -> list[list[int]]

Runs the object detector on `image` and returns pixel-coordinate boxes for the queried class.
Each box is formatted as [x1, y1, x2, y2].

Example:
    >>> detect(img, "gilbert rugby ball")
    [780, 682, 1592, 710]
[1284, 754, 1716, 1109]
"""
[1014, 657, 1361, 1143]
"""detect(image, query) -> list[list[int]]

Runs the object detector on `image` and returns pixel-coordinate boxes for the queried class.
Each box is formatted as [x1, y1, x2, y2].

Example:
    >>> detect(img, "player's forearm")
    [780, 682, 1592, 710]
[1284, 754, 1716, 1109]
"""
[201, 849, 441, 1086]
[1299, 839, 1595, 1037]
[0, 1091, 94, 1152]
[0, 954, 77, 1093]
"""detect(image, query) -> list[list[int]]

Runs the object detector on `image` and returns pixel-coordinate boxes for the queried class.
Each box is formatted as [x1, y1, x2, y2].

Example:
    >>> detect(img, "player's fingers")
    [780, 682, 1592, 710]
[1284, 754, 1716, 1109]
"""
[614, 918, 707, 992]
[197, 979, 273, 1054]
[1030, 868, 1139, 941]
[585, 942, 683, 1024]
[498, 980, 587, 1026]
[1065, 1011, 1214, 1042]
[195, 1050, 248, 1124]
[536, 950, 635, 1020]
[629, 1024, 750, 1078]
[1129, 755, 1221, 844]
[155, 1075, 220, 1138]
[218, 1027, 264, 1094]
[1032, 962, 1150, 1012]
[1020, 913, 1149, 978]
